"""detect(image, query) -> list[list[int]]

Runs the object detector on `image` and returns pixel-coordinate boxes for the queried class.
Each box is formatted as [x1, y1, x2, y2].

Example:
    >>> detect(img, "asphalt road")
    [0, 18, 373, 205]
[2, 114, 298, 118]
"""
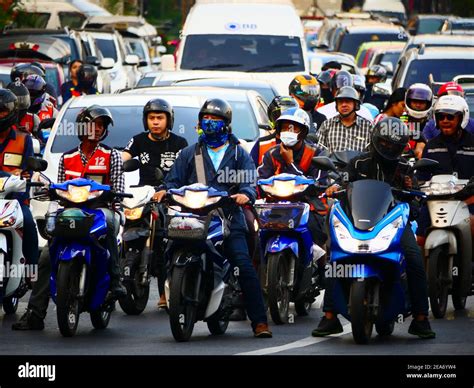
[0, 281, 473, 356]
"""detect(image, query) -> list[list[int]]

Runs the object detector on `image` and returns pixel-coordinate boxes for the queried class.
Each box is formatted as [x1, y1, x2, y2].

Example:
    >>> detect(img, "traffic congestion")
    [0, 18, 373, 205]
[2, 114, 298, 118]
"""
[0, 0, 473, 374]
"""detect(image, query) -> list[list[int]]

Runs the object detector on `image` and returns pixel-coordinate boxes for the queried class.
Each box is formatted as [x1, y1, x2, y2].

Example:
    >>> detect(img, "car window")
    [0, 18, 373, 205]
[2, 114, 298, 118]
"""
[464, 93, 474, 119]
[337, 32, 408, 57]
[380, 52, 401, 69]
[0, 73, 10, 87]
[403, 58, 474, 88]
[137, 77, 155, 87]
[54, 36, 80, 60]
[181, 34, 305, 72]
[12, 12, 50, 28]
[58, 12, 86, 29]
[95, 38, 118, 62]
[45, 68, 59, 97]
[418, 19, 444, 34]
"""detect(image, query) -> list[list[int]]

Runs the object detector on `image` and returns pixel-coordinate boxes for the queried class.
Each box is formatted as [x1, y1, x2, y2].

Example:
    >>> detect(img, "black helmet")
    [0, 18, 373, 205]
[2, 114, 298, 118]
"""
[77, 64, 98, 90]
[335, 86, 360, 111]
[75, 105, 113, 141]
[143, 98, 174, 131]
[267, 96, 299, 127]
[199, 98, 232, 127]
[6, 81, 31, 113]
[371, 117, 409, 161]
[331, 70, 353, 93]
[31, 62, 46, 75]
[316, 69, 337, 86]
[0, 88, 18, 131]
[10, 63, 45, 82]
[366, 65, 387, 83]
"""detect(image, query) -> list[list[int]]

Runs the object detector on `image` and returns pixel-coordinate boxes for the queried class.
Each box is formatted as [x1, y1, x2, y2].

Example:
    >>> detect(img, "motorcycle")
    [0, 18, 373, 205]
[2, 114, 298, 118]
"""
[119, 159, 165, 315]
[255, 173, 325, 324]
[43, 178, 132, 337]
[313, 156, 436, 344]
[420, 174, 474, 318]
[163, 183, 241, 342]
[0, 157, 47, 314]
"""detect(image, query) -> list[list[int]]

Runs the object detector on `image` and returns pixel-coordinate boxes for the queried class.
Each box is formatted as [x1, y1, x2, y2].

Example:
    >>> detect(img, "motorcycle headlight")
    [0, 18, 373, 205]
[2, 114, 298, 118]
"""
[261, 180, 308, 198]
[421, 182, 464, 196]
[124, 206, 144, 220]
[172, 190, 221, 209]
[55, 185, 103, 203]
[333, 214, 402, 254]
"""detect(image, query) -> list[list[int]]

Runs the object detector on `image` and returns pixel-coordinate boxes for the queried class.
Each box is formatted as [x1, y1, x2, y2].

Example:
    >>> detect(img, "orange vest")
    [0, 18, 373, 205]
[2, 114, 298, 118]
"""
[0, 130, 28, 173]
[63, 145, 112, 184]
[271, 144, 317, 175]
[17, 113, 36, 134]
[258, 138, 277, 165]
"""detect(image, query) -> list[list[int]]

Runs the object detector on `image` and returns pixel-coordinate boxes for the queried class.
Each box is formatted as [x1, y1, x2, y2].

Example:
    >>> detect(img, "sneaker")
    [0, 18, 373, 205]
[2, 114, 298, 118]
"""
[408, 318, 436, 339]
[157, 294, 167, 309]
[11, 310, 44, 331]
[311, 316, 343, 337]
[254, 323, 272, 338]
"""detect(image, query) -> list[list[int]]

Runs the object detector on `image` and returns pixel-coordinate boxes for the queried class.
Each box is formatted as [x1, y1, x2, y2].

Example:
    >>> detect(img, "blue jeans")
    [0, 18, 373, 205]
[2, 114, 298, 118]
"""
[20, 203, 38, 265]
[224, 227, 268, 329]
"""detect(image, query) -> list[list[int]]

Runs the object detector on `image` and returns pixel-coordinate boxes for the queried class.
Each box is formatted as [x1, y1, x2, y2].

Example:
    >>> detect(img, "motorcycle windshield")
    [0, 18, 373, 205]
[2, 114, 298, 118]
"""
[348, 180, 393, 230]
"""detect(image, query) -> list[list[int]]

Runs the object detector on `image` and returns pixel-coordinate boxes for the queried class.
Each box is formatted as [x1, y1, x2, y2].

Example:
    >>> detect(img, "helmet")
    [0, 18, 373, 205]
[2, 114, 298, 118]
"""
[335, 86, 360, 111]
[275, 107, 311, 137]
[437, 82, 464, 97]
[199, 98, 232, 126]
[75, 105, 114, 140]
[433, 95, 469, 129]
[6, 81, 31, 114]
[31, 62, 46, 75]
[330, 70, 353, 93]
[22, 74, 46, 108]
[10, 63, 45, 82]
[267, 96, 298, 128]
[143, 98, 174, 131]
[366, 65, 387, 83]
[289, 74, 320, 111]
[371, 117, 409, 161]
[353, 74, 366, 96]
[316, 69, 337, 86]
[405, 83, 433, 120]
[77, 64, 98, 90]
[0, 88, 18, 131]
[198, 99, 232, 147]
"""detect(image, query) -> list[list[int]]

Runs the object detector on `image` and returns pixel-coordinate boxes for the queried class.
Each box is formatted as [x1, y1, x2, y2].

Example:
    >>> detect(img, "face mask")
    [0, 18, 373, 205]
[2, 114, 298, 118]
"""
[279, 131, 299, 147]
[199, 119, 229, 148]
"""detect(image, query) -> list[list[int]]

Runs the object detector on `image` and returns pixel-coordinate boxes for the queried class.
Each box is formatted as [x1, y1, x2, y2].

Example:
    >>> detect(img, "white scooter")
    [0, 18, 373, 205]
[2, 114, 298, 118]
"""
[421, 174, 474, 318]
[0, 157, 47, 314]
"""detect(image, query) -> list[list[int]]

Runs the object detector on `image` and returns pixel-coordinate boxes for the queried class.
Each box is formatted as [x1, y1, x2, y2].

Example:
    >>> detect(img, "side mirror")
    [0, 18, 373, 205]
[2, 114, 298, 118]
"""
[412, 158, 439, 171]
[26, 156, 48, 172]
[160, 54, 176, 71]
[312, 156, 338, 172]
[86, 55, 100, 66]
[155, 168, 164, 183]
[124, 54, 139, 66]
[38, 118, 55, 131]
[100, 57, 115, 70]
[258, 123, 272, 132]
[123, 158, 140, 172]
[139, 60, 148, 67]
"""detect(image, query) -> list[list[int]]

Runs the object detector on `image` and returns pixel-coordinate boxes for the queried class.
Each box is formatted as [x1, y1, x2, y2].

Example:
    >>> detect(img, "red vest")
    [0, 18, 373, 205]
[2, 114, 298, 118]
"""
[63, 145, 112, 184]
[258, 137, 277, 165]
[37, 103, 55, 121]
[0, 130, 28, 173]
[271, 144, 317, 175]
[17, 113, 36, 134]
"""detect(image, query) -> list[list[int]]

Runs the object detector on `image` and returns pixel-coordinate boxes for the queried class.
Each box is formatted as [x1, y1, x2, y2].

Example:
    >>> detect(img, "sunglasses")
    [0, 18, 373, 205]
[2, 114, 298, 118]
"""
[436, 113, 457, 121]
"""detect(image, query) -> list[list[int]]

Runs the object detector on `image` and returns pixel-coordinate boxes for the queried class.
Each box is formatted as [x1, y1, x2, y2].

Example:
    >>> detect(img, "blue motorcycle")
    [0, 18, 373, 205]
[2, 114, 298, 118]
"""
[255, 173, 325, 324]
[45, 178, 131, 337]
[314, 156, 432, 344]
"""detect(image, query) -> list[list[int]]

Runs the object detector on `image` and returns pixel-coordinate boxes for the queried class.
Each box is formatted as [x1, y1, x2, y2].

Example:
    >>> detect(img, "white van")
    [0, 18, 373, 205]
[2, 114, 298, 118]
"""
[15, 1, 87, 29]
[161, 0, 309, 94]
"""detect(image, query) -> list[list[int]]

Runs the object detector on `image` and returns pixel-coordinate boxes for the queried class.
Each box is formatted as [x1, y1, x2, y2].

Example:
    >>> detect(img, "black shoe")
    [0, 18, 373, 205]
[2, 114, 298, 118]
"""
[12, 310, 44, 331]
[229, 308, 247, 321]
[408, 318, 436, 339]
[311, 316, 343, 337]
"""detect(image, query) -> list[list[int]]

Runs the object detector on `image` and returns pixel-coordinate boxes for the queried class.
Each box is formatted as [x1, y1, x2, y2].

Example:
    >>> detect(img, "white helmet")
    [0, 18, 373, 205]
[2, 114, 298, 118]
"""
[434, 95, 470, 129]
[405, 83, 433, 120]
[276, 107, 311, 134]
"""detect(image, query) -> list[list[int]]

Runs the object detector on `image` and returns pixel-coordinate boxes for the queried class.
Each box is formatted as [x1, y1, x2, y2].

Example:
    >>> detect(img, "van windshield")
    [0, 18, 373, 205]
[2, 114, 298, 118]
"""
[180, 34, 305, 72]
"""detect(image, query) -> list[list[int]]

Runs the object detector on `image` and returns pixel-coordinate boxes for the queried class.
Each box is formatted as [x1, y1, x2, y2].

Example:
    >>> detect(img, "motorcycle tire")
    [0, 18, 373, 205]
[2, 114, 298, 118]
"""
[350, 280, 374, 344]
[428, 246, 449, 319]
[267, 252, 290, 325]
[56, 261, 80, 337]
[2, 295, 19, 314]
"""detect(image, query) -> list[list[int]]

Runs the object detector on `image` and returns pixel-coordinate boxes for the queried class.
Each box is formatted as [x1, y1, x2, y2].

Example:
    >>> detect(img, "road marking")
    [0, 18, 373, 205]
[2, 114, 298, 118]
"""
[236, 323, 352, 356]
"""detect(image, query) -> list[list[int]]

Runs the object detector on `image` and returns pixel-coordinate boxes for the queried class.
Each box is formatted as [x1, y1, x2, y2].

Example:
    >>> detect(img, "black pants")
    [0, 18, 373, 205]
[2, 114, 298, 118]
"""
[308, 211, 328, 247]
[322, 225, 429, 316]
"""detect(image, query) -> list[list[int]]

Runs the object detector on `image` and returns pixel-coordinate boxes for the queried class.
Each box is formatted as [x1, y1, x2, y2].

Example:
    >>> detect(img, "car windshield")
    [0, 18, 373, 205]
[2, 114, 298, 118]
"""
[58, 12, 87, 29]
[181, 34, 305, 72]
[136, 77, 155, 87]
[127, 39, 148, 61]
[379, 51, 400, 69]
[0, 73, 10, 87]
[51, 103, 258, 153]
[418, 19, 444, 34]
[403, 58, 474, 87]
[12, 12, 50, 28]
[338, 32, 407, 57]
[54, 36, 80, 60]
[95, 38, 117, 62]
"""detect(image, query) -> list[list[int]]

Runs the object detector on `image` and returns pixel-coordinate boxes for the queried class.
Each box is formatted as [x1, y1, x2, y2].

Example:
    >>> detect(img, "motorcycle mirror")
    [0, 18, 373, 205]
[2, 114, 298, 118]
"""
[38, 118, 55, 131]
[412, 158, 439, 171]
[26, 156, 48, 172]
[123, 158, 140, 172]
[312, 156, 338, 172]
[155, 168, 164, 183]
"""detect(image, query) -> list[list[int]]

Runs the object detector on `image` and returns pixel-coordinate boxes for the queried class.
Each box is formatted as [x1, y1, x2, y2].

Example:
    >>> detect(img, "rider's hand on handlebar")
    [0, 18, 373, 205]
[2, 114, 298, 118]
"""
[152, 190, 167, 203]
[231, 193, 250, 206]
[325, 184, 341, 197]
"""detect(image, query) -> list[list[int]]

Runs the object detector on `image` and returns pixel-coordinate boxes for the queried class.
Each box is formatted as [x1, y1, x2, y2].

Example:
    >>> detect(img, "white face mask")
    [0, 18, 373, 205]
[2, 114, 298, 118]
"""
[279, 131, 299, 147]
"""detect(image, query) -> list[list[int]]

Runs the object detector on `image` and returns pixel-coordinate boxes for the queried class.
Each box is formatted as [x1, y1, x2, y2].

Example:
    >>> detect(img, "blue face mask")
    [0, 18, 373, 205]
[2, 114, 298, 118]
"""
[199, 119, 229, 148]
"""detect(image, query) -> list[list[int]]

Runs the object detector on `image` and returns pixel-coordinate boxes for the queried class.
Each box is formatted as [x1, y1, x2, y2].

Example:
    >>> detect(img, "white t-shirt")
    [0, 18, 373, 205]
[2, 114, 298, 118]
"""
[317, 101, 374, 123]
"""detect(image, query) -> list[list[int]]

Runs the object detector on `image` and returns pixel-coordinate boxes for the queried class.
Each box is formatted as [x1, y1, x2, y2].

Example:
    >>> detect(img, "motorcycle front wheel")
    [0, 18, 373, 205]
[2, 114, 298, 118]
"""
[56, 261, 80, 337]
[267, 252, 291, 325]
[350, 280, 374, 344]
[428, 246, 450, 318]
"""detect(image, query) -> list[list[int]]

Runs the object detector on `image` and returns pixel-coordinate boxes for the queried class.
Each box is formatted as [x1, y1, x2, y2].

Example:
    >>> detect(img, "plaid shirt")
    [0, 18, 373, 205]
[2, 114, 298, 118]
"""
[58, 144, 125, 193]
[316, 114, 373, 154]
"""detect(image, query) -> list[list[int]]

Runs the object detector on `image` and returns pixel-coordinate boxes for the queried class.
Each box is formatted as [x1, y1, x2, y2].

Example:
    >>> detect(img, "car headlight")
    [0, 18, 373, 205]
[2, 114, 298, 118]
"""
[124, 206, 144, 220]
[333, 214, 402, 254]
[172, 190, 221, 209]
[421, 182, 464, 196]
[261, 180, 308, 198]
[55, 185, 103, 203]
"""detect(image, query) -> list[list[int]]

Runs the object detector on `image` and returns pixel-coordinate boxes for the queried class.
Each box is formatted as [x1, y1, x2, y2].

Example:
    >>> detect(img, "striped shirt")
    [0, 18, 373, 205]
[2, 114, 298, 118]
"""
[316, 114, 373, 154]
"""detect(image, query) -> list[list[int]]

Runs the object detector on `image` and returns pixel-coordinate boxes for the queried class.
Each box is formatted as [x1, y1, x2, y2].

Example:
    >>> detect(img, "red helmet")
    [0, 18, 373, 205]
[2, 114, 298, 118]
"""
[437, 82, 464, 97]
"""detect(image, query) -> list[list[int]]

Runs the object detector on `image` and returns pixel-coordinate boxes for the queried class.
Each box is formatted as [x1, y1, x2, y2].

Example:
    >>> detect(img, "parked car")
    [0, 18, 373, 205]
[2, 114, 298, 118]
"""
[440, 18, 474, 33]
[406, 14, 453, 35]
[400, 33, 474, 58]
[362, 0, 407, 25]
